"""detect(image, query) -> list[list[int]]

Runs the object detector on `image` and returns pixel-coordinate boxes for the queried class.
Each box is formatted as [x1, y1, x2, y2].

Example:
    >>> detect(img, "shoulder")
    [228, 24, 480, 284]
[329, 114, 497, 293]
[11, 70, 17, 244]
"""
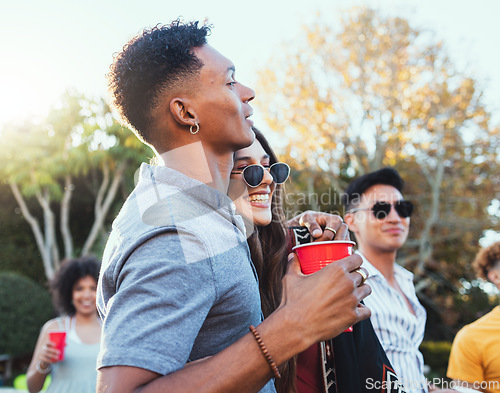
[453, 323, 476, 347]
[41, 317, 66, 333]
[131, 230, 211, 265]
[463, 308, 500, 331]
[394, 263, 414, 281]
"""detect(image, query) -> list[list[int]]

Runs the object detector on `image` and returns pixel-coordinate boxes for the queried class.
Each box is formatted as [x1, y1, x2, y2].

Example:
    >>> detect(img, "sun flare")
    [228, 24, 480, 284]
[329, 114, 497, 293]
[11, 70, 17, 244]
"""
[0, 73, 53, 126]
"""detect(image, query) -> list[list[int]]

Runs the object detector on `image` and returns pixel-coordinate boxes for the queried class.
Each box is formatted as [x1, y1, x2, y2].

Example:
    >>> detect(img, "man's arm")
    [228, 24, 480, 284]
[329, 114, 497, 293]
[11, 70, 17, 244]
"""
[97, 253, 371, 393]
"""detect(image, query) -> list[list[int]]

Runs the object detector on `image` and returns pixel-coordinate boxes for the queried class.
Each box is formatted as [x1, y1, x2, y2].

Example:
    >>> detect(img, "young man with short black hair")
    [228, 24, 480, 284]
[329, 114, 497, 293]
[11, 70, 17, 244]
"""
[96, 20, 372, 393]
[344, 167, 453, 393]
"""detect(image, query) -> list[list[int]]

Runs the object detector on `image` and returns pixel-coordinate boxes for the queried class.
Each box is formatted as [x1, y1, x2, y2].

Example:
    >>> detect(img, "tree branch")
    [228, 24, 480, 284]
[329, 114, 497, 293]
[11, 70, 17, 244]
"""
[10, 183, 54, 279]
[82, 160, 128, 255]
[60, 175, 74, 259]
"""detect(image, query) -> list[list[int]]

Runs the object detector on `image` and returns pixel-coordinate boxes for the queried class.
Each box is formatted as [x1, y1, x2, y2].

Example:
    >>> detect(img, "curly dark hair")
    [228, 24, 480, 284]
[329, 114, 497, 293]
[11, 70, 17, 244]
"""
[107, 20, 211, 144]
[51, 256, 100, 316]
[472, 241, 500, 281]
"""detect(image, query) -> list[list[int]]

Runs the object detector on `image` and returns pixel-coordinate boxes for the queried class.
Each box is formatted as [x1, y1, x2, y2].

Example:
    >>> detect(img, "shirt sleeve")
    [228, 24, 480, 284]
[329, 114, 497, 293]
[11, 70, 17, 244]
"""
[447, 326, 484, 383]
[98, 231, 217, 375]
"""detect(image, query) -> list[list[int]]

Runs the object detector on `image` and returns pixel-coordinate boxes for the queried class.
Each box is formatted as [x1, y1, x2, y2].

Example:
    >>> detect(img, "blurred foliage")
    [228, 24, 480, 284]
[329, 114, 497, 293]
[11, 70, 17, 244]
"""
[257, 6, 500, 340]
[0, 273, 54, 357]
[420, 341, 452, 379]
[0, 183, 45, 285]
[0, 91, 153, 280]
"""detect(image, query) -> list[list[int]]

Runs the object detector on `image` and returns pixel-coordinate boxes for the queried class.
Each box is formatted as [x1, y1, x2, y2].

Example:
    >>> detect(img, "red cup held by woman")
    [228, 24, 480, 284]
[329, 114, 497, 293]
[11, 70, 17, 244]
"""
[49, 331, 66, 361]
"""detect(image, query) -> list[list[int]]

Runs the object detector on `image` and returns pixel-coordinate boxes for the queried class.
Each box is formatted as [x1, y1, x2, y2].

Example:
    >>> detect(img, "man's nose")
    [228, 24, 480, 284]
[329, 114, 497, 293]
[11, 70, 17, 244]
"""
[239, 82, 255, 103]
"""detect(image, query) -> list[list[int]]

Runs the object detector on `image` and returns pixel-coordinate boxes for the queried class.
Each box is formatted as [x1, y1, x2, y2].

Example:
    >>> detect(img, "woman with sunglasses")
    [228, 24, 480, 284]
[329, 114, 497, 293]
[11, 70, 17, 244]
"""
[228, 128, 337, 392]
[228, 129, 401, 393]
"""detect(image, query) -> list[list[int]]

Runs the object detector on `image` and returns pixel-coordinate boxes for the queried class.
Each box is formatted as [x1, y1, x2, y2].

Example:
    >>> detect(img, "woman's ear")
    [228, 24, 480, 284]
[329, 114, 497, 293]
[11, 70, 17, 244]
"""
[170, 97, 198, 127]
[487, 268, 500, 286]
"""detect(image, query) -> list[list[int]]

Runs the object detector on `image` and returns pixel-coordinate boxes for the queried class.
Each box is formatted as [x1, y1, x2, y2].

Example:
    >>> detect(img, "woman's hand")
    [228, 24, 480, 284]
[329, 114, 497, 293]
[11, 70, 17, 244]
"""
[286, 210, 350, 242]
[38, 340, 60, 366]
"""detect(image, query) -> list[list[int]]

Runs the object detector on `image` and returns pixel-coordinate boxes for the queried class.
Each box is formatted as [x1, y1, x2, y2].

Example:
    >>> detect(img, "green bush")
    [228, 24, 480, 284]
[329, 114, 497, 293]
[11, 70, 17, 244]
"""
[420, 340, 452, 379]
[0, 272, 54, 357]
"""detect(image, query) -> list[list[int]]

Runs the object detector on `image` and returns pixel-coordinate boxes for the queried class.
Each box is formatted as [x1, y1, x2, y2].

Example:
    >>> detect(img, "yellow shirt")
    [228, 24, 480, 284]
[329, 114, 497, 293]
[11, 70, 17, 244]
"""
[447, 306, 500, 393]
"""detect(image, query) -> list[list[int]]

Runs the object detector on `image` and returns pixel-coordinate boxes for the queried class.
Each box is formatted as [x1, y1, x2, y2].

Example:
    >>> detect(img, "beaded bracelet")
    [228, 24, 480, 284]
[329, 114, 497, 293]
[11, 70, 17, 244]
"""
[36, 360, 52, 374]
[249, 325, 281, 379]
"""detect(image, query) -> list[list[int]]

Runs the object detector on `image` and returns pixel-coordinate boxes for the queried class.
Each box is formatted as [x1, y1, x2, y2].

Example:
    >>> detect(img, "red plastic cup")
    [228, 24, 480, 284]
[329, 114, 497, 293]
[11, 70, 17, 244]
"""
[292, 240, 357, 332]
[49, 331, 66, 361]
[292, 240, 356, 275]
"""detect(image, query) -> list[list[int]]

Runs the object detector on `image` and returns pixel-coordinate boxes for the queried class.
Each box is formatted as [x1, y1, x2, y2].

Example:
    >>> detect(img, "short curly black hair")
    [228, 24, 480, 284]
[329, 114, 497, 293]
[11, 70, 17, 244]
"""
[51, 256, 100, 316]
[107, 20, 211, 144]
[472, 241, 500, 281]
[342, 167, 405, 210]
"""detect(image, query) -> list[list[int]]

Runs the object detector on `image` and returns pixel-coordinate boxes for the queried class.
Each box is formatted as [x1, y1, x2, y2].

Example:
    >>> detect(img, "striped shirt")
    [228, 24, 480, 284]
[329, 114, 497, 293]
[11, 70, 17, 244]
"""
[358, 252, 428, 393]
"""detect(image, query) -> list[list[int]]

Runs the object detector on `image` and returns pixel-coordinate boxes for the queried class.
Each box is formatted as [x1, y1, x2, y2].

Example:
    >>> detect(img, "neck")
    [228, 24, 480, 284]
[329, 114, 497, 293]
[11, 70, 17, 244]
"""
[74, 311, 99, 325]
[157, 141, 233, 194]
[359, 246, 398, 284]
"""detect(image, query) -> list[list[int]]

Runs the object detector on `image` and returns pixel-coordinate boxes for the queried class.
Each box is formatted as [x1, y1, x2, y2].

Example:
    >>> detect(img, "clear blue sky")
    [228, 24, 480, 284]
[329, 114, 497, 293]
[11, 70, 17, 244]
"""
[1, 0, 499, 126]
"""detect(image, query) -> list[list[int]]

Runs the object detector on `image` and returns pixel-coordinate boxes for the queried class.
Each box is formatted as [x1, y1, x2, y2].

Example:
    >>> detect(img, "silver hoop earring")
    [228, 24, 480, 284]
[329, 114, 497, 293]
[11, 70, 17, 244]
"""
[190, 123, 199, 135]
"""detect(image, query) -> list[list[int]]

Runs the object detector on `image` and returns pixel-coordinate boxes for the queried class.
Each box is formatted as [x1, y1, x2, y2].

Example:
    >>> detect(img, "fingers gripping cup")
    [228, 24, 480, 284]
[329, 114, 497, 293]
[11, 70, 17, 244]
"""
[49, 331, 66, 361]
[292, 240, 356, 275]
[292, 240, 357, 333]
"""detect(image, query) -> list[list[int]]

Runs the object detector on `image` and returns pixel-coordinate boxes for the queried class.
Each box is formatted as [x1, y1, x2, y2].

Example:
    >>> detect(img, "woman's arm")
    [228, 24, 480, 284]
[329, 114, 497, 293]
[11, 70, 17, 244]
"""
[26, 320, 61, 393]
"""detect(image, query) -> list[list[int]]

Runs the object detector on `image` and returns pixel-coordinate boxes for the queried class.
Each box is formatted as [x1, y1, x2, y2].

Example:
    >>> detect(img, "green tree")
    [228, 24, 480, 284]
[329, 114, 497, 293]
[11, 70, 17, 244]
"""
[0, 273, 54, 357]
[0, 92, 153, 280]
[256, 7, 500, 333]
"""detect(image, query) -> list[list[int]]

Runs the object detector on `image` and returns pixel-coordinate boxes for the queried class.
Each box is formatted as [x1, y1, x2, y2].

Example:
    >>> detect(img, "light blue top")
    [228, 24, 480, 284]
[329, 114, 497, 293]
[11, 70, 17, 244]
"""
[46, 317, 99, 393]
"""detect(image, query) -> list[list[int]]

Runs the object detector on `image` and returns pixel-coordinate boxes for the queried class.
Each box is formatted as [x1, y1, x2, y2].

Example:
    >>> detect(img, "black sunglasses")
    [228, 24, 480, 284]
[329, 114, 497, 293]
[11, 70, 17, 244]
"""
[231, 162, 290, 188]
[348, 200, 414, 219]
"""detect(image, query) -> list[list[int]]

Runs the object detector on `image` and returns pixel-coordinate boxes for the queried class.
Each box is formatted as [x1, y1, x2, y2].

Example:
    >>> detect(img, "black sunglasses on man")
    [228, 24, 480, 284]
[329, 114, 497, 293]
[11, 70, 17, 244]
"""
[347, 200, 414, 220]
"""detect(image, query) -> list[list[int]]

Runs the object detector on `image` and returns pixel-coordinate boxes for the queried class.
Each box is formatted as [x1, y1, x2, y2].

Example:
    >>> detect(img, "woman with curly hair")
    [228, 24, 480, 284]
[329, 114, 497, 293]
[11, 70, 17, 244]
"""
[27, 256, 101, 393]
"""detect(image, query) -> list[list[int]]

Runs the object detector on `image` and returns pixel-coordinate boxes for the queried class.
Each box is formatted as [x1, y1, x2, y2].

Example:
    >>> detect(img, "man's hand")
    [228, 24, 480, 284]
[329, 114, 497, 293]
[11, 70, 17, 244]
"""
[287, 210, 349, 242]
[279, 252, 371, 343]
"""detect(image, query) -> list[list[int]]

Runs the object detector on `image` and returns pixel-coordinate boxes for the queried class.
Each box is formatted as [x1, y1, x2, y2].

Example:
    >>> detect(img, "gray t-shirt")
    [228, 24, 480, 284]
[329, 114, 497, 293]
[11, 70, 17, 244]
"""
[97, 163, 275, 392]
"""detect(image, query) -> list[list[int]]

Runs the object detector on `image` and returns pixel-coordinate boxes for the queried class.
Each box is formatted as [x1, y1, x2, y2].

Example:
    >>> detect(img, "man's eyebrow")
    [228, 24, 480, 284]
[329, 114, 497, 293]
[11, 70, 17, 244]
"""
[227, 65, 235, 74]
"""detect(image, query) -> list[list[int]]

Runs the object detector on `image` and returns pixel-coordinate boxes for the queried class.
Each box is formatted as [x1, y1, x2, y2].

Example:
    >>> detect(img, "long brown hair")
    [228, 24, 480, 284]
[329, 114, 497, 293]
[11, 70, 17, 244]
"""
[246, 128, 297, 393]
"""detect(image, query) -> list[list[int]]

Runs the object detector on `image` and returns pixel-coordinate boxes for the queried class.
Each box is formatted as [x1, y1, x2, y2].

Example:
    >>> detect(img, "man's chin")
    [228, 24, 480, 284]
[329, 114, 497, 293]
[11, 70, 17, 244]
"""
[236, 128, 256, 149]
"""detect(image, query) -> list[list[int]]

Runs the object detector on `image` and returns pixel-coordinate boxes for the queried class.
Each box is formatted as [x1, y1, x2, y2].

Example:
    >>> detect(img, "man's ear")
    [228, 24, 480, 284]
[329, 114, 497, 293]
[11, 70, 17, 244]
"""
[170, 97, 198, 127]
[344, 213, 357, 233]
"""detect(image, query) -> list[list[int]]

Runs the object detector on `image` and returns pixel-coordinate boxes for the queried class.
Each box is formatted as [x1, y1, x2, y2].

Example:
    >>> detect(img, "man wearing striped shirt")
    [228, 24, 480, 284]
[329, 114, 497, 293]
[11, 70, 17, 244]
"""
[343, 168, 453, 393]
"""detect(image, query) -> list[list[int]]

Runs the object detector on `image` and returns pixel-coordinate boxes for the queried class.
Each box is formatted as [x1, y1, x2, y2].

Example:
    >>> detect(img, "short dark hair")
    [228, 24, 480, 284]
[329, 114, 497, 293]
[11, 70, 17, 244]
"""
[107, 20, 211, 144]
[51, 256, 100, 316]
[342, 167, 405, 210]
[473, 241, 500, 281]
